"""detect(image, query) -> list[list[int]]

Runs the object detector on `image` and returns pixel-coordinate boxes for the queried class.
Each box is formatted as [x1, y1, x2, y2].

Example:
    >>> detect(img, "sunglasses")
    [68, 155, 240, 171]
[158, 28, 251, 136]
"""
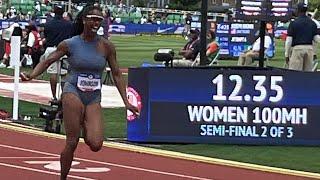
[86, 15, 104, 21]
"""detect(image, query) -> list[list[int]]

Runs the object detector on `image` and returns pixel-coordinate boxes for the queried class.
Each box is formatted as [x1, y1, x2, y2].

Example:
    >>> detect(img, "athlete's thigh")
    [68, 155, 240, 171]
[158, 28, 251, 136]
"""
[62, 93, 85, 138]
[83, 103, 104, 144]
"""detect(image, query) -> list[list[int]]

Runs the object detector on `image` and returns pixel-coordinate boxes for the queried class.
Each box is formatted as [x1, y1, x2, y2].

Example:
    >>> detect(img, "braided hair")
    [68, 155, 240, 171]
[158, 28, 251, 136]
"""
[73, 5, 102, 36]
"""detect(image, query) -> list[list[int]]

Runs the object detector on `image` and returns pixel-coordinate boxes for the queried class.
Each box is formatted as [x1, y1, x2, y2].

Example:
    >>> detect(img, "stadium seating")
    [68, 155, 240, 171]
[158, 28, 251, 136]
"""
[10, 1, 51, 16]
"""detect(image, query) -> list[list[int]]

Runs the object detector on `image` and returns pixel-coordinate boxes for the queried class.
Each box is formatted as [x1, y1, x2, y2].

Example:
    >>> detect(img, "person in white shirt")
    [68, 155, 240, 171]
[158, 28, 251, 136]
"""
[26, 24, 42, 68]
[140, 16, 147, 24]
[238, 34, 272, 66]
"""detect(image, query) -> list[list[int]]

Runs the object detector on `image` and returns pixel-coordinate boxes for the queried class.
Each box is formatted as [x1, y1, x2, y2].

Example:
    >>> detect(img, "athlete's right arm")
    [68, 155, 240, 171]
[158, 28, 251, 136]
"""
[21, 42, 69, 81]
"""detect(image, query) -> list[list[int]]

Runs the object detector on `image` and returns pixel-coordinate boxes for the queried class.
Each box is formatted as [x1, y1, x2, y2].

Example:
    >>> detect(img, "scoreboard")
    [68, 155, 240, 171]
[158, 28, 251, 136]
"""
[216, 22, 262, 59]
[127, 67, 320, 145]
[236, 0, 294, 21]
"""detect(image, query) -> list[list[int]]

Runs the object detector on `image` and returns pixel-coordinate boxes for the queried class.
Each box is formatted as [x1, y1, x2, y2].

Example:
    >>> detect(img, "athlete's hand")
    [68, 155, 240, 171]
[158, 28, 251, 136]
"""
[126, 103, 140, 117]
[20, 72, 32, 81]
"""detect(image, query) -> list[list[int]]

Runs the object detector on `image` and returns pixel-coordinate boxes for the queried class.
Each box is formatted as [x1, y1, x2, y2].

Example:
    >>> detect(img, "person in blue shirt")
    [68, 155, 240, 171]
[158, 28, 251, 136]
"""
[42, 5, 73, 100]
[285, 3, 320, 71]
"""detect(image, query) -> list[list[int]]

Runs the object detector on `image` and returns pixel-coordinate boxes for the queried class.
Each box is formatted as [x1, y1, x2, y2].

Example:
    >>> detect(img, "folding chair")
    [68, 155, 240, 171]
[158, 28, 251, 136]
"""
[207, 50, 220, 66]
[312, 59, 318, 71]
[191, 49, 220, 67]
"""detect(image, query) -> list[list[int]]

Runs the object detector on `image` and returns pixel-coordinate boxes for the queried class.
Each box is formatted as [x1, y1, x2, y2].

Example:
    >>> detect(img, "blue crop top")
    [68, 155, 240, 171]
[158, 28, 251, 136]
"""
[64, 35, 107, 87]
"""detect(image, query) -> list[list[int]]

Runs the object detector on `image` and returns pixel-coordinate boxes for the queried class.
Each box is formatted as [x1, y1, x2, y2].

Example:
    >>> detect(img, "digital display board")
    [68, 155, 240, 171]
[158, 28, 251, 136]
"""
[215, 22, 274, 59]
[127, 67, 320, 145]
[236, 0, 293, 21]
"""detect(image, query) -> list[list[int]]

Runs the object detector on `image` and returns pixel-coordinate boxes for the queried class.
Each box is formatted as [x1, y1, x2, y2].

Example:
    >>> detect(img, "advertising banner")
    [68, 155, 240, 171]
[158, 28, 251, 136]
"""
[109, 23, 184, 35]
[0, 20, 184, 35]
[127, 67, 320, 145]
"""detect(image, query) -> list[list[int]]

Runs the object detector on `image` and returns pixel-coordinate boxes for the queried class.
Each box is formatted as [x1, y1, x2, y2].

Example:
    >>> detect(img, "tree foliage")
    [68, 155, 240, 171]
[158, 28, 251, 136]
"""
[168, 0, 201, 11]
[132, 0, 146, 7]
[308, 0, 320, 19]
[309, 0, 320, 11]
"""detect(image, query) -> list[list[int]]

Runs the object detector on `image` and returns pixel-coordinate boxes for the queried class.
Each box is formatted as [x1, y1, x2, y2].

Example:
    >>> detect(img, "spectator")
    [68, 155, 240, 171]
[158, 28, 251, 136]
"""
[285, 3, 320, 71]
[42, 5, 73, 100]
[26, 23, 42, 68]
[192, 30, 220, 66]
[21, 28, 32, 67]
[63, 12, 73, 21]
[206, 30, 219, 62]
[34, 1, 41, 16]
[101, 8, 112, 39]
[183, 13, 192, 39]
[0, 23, 20, 68]
[140, 16, 147, 24]
[238, 32, 272, 66]
[172, 29, 200, 67]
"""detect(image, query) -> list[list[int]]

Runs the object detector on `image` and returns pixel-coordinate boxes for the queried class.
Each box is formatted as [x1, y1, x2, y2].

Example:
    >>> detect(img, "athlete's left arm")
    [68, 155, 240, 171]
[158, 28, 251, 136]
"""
[104, 40, 140, 116]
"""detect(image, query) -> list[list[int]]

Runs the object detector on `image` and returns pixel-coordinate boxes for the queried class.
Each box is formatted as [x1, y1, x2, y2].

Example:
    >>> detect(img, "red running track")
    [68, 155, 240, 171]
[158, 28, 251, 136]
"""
[0, 126, 315, 180]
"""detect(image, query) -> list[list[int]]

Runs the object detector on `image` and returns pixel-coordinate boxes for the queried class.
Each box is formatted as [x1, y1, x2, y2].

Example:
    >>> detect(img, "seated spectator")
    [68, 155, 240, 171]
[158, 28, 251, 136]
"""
[206, 30, 219, 62]
[192, 30, 219, 66]
[237, 33, 272, 66]
[172, 29, 200, 67]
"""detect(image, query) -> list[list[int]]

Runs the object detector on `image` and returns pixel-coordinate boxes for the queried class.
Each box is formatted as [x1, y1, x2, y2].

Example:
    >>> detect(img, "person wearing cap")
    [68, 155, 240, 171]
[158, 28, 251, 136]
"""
[42, 5, 73, 101]
[172, 29, 200, 66]
[285, 3, 320, 71]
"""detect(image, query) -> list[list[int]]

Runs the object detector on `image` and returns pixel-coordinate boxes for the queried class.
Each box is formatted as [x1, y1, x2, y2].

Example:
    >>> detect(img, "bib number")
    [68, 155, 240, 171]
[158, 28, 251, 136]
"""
[77, 74, 101, 92]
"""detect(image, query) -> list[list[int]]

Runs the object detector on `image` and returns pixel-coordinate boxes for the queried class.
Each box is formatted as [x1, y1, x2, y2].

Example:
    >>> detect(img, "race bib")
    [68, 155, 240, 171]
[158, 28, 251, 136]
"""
[77, 74, 101, 92]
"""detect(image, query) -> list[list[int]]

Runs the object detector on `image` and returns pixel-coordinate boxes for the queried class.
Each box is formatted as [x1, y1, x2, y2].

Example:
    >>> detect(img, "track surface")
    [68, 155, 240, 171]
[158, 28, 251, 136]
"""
[0, 125, 316, 180]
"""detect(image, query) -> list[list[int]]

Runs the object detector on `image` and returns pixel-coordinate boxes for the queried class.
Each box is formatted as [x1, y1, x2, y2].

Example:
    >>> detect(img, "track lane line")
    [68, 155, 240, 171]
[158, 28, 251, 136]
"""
[0, 162, 96, 180]
[1, 123, 320, 179]
[0, 144, 213, 180]
[0, 156, 58, 159]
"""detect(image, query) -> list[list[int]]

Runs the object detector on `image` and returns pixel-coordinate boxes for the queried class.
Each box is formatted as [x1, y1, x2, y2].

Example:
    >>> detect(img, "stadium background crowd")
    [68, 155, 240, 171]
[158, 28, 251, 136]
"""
[0, 0, 196, 25]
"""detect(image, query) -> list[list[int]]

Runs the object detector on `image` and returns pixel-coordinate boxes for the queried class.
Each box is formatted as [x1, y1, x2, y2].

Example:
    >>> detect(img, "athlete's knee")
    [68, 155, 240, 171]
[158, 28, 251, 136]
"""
[87, 140, 103, 152]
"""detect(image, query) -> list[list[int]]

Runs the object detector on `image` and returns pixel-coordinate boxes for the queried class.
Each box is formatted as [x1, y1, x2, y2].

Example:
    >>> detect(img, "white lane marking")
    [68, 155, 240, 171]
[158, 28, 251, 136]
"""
[0, 162, 96, 180]
[25, 161, 111, 173]
[0, 144, 213, 180]
[0, 157, 58, 159]
[0, 144, 59, 157]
